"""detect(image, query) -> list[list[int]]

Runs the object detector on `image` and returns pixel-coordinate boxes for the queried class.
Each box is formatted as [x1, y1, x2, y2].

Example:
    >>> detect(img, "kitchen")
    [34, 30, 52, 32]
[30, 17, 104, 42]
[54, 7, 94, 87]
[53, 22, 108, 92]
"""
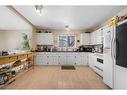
[0, 5, 127, 89]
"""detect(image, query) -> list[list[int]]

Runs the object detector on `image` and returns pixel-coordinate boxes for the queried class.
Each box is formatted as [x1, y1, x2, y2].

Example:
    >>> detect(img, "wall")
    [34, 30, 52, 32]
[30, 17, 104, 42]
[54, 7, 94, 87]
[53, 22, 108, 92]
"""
[0, 30, 32, 51]
[0, 6, 37, 51]
[31, 27, 37, 49]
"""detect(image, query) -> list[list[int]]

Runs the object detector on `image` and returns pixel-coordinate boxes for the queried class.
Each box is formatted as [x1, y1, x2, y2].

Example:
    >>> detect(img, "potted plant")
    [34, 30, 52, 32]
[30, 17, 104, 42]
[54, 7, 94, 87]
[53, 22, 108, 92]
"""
[22, 33, 30, 50]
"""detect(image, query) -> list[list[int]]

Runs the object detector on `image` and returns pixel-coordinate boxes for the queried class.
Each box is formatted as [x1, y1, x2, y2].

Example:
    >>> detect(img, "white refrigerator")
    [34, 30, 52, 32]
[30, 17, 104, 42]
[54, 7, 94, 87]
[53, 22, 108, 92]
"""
[103, 25, 116, 88]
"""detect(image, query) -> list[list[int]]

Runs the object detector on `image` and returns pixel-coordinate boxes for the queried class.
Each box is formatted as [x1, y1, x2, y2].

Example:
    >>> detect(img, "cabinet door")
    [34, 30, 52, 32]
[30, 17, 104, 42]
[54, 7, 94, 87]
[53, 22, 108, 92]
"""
[42, 55, 48, 65]
[35, 55, 43, 65]
[90, 32, 96, 45]
[37, 33, 46, 45]
[66, 55, 75, 65]
[88, 53, 94, 69]
[36, 54, 48, 65]
[96, 29, 103, 44]
[80, 33, 90, 45]
[45, 33, 53, 45]
[37, 33, 53, 45]
[75, 54, 82, 65]
[47, 55, 53, 65]
[90, 32, 93, 45]
[50, 55, 58, 65]
[58, 54, 66, 65]
[94, 31, 97, 44]
[81, 54, 88, 65]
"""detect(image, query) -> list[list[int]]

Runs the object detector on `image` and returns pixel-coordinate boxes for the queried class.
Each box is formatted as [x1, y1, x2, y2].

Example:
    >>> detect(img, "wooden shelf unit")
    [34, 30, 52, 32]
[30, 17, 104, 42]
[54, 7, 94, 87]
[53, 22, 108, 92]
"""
[0, 53, 34, 88]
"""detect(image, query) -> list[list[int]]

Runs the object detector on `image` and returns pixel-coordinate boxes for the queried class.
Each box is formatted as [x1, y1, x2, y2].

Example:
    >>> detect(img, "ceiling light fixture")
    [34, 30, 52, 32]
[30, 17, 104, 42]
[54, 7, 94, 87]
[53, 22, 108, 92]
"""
[65, 25, 70, 31]
[35, 5, 43, 16]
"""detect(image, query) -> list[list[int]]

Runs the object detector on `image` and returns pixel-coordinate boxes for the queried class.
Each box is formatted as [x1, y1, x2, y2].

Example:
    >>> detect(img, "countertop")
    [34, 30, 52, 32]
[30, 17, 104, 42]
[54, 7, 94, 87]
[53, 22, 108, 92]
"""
[35, 51, 93, 53]
[0, 52, 32, 59]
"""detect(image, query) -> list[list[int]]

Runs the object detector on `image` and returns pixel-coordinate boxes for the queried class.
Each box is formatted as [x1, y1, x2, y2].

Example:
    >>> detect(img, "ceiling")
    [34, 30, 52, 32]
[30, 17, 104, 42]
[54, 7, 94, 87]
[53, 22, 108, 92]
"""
[10, 6, 127, 31]
[0, 6, 32, 31]
[0, 6, 126, 31]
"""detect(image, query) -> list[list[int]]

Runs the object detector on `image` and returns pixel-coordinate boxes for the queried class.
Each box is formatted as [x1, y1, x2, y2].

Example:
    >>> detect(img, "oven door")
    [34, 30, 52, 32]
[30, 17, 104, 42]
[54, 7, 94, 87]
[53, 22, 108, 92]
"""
[94, 55, 103, 77]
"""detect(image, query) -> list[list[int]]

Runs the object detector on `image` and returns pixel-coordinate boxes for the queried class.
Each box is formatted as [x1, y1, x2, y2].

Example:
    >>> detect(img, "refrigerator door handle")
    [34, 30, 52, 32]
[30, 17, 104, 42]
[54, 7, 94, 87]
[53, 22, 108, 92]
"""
[113, 38, 116, 59]
[116, 38, 119, 59]
[111, 30, 116, 60]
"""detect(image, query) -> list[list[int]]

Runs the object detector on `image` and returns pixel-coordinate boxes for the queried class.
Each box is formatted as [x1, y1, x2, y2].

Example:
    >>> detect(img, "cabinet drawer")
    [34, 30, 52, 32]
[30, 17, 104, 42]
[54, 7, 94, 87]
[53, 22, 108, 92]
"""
[8, 56, 17, 62]
[18, 54, 27, 60]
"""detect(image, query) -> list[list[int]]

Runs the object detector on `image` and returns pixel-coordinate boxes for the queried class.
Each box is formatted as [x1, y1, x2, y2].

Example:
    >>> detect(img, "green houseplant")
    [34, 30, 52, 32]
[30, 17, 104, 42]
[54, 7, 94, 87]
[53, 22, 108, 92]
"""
[22, 33, 30, 50]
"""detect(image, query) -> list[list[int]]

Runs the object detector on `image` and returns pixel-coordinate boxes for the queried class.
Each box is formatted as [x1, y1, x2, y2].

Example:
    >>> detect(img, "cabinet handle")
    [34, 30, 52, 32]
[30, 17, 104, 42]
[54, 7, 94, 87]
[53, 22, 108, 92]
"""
[47, 62, 49, 64]
[75, 63, 76, 65]
[59, 62, 60, 64]
[47, 56, 49, 58]
[58, 56, 60, 58]
[75, 56, 76, 58]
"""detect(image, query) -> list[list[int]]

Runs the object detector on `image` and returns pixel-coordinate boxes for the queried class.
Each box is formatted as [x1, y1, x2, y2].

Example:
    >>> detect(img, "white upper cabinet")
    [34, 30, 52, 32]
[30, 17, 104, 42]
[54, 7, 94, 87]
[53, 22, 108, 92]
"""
[96, 29, 103, 44]
[90, 32, 95, 45]
[37, 33, 53, 45]
[80, 33, 90, 45]
[90, 28, 103, 45]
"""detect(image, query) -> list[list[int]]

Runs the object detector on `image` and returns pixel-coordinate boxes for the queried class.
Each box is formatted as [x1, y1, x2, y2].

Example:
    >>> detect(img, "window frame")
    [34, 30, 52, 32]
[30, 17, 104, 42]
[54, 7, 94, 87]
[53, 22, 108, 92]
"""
[58, 35, 76, 48]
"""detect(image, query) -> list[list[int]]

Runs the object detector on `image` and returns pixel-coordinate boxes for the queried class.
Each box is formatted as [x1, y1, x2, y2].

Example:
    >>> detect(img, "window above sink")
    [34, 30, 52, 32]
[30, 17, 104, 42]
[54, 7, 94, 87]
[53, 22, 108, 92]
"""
[59, 35, 76, 48]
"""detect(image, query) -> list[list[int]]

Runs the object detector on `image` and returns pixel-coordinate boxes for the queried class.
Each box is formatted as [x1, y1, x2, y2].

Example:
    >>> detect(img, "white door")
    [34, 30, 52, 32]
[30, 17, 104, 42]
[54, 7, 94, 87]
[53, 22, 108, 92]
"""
[96, 29, 103, 44]
[51, 55, 58, 65]
[66, 55, 75, 65]
[80, 33, 90, 45]
[42, 55, 48, 65]
[81, 53, 88, 65]
[103, 25, 115, 88]
[47, 55, 53, 65]
[75, 54, 82, 65]
[93, 31, 97, 44]
[88, 53, 95, 69]
[58, 54, 66, 65]
[35, 55, 43, 65]
[37, 33, 53, 45]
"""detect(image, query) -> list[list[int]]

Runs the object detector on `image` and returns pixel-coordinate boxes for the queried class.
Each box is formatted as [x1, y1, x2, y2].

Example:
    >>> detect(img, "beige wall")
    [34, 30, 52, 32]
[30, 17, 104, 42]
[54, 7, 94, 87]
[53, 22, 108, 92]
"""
[0, 6, 37, 51]
[31, 27, 37, 49]
[0, 30, 33, 51]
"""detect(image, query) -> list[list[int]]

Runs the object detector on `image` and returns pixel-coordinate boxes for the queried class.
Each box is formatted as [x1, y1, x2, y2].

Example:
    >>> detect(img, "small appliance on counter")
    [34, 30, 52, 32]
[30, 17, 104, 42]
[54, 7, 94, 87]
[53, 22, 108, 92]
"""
[77, 45, 93, 52]
[36, 45, 53, 52]
[0, 51, 9, 56]
[94, 44, 103, 54]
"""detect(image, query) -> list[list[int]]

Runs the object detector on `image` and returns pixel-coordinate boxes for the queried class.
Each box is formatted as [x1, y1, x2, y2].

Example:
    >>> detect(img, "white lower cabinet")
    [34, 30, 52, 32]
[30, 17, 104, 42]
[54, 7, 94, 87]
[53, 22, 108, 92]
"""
[58, 54, 66, 65]
[82, 53, 88, 65]
[75, 54, 82, 65]
[35, 55, 43, 65]
[51, 55, 59, 65]
[35, 52, 88, 66]
[88, 53, 95, 69]
[66, 54, 75, 65]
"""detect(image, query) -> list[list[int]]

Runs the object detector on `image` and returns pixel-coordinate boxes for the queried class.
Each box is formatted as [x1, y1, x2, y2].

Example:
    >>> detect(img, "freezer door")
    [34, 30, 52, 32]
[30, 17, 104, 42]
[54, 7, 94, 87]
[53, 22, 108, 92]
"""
[103, 26, 115, 88]
[116, 22, 127, 68]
